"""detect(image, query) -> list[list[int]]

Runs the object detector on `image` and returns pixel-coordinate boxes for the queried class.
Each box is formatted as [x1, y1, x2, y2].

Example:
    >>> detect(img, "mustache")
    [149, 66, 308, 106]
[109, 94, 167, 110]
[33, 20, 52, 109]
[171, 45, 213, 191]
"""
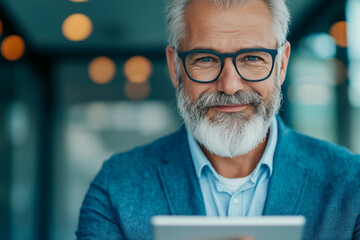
[192, 91, 263, 111]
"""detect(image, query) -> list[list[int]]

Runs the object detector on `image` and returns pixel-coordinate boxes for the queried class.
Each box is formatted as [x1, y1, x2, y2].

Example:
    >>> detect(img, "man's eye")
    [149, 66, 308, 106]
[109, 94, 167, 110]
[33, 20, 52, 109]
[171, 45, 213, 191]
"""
[246, 56, 260, 61]
[197, 57, 214, 62]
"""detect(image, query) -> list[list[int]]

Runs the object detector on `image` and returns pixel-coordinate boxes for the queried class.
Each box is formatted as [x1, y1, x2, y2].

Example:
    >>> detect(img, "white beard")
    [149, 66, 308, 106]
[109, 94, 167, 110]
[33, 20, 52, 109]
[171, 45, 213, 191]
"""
[191, 110, 272, 157]
[176, 79, 282, 158]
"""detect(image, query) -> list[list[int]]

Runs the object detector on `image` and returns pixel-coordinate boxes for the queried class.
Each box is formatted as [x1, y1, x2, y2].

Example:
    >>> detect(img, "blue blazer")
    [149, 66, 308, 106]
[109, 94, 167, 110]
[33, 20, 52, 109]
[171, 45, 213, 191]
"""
[77, 116, 360, 240]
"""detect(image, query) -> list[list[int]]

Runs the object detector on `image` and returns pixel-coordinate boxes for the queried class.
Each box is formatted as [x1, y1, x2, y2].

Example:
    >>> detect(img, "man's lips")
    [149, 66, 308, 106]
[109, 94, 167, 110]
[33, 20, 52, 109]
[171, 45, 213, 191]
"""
[211, 104, 249, 112]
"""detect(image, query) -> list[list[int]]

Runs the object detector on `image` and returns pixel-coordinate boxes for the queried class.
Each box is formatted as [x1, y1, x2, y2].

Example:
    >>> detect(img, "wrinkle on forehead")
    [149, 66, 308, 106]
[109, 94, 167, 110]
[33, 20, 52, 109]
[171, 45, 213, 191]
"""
[190, 26, 263, 51]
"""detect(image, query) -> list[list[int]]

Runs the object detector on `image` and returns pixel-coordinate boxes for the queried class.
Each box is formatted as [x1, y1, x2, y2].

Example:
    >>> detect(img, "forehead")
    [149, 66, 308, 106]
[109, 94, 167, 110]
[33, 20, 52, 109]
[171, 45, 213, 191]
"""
[182, 0, 277, 51]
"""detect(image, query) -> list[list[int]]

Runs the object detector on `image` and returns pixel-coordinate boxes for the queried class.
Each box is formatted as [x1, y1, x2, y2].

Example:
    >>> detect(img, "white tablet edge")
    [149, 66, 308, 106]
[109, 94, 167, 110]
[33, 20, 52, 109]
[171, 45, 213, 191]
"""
[151, 216, 306, 227]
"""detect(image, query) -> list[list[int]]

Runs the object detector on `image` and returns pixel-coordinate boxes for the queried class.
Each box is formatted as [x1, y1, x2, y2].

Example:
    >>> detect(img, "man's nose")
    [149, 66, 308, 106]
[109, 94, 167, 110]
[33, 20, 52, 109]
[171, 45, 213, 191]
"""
[216, 58, 245, 95]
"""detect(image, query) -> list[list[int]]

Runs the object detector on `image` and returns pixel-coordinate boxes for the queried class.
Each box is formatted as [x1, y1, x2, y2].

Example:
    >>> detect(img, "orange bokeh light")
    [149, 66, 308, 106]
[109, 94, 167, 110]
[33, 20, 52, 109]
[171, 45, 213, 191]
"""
[123, 56, 153, 83]
[330, 21, 347, 48]
[88, 56, 116, 84]
[125, 82, 151, 101]
[1, 35, 26, 61]
[331, 58, 347, 85]
[69, 0, 89, 2]
[62, 14, 93, 41]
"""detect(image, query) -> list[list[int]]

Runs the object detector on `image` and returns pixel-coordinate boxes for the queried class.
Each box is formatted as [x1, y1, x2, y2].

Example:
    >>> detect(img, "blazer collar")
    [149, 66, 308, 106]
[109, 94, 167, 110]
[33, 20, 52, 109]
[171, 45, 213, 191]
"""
[263, 116, 311, 215]
[157, 126, 206, 216]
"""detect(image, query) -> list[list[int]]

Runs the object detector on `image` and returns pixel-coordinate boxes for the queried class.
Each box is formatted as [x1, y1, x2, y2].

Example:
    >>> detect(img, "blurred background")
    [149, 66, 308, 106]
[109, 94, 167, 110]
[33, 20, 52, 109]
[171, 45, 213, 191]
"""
[0, 0, 359, 239]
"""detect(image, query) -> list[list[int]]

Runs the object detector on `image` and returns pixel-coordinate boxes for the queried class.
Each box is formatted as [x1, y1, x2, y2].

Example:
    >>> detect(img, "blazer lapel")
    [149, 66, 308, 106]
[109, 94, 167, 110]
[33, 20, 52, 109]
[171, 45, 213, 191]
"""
[263, 117, 311, 215]
[157, 127, 206, 216]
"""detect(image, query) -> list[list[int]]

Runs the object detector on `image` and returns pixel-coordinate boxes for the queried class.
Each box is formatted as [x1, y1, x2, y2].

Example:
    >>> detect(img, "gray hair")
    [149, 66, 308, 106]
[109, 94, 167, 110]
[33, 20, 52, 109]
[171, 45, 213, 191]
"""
[165, 0, 290, 81]
[165, 0, 291, 49]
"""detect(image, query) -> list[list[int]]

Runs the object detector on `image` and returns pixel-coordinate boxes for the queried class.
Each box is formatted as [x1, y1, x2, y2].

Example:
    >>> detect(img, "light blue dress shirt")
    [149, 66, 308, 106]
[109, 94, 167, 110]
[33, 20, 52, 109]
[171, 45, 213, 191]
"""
[187, 117, 278, 216]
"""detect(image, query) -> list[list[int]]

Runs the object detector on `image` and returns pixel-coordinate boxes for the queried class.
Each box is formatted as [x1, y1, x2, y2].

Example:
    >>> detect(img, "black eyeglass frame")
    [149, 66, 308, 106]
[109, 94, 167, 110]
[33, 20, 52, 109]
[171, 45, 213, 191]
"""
[177, 48, 279, 83]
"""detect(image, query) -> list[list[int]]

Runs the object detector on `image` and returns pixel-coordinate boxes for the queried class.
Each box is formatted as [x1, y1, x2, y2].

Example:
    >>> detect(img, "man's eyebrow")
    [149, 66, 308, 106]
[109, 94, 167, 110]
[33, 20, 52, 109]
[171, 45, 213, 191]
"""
[186, 47, 217, 51]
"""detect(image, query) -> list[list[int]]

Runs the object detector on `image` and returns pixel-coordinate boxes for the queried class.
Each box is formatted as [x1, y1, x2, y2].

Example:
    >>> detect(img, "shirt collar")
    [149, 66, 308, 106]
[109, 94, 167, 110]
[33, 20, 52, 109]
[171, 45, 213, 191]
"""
[187, 126, 210, 178]
[187, 116, 278, 179]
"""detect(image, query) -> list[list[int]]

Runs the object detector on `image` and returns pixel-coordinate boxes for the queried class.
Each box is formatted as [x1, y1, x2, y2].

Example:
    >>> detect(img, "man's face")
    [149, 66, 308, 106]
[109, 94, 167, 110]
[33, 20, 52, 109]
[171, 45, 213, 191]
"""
[166, 0, 291, 157]
[167, 0, 290, 119]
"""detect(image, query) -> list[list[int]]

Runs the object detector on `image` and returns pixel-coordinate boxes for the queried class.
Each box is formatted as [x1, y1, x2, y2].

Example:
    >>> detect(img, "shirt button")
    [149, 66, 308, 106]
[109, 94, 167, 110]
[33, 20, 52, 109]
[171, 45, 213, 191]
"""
[233, 198, 239, 204]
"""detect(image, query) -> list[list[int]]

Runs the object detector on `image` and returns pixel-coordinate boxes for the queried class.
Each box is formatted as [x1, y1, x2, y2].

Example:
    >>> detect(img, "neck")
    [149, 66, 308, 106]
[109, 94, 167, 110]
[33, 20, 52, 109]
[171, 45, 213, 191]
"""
[201, 131, 269, 179]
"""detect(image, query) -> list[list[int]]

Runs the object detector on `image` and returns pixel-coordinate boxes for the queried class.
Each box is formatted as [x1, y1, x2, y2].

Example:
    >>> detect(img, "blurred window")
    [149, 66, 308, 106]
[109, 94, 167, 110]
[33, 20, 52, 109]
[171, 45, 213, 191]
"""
[50, 57, 181, 240]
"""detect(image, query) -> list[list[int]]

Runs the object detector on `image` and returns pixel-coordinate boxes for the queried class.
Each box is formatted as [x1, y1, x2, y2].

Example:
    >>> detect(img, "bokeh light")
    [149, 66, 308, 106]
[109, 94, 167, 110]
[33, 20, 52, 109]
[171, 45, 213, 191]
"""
[123, 56, 153, 83]
[349, 62, 360, 107]
[288, 83, 333, 106]
[331, 58, 347, 85]
[347, 0, 360, 59]
[349, 83, 360, 108]
[88, 56, 116, 84]
[69, 0, 89, 2]
[62, 14, 93, 41]
[330, 21, 347, 48]
[0, 19, 3, 36]
[302, 33, 336, 60]
[1, 35, 26, 61]
[125, 82, 151, 101]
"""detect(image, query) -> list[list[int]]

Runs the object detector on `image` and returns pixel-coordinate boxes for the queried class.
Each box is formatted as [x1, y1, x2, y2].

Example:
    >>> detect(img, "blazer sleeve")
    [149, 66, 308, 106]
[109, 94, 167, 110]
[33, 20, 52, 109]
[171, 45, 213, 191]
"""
[76, 160, 125, 239]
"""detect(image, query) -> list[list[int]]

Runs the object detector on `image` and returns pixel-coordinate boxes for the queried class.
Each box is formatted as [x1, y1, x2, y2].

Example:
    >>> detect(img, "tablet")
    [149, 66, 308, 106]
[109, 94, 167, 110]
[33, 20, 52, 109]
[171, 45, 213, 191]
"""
[151, 216, 306, 240]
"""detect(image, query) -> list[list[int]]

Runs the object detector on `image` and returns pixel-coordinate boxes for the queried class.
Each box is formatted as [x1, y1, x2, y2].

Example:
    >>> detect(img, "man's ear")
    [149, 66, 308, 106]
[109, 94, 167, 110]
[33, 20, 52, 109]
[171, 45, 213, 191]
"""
[166, 46, 179, 88]
[279, 41, 291, 86]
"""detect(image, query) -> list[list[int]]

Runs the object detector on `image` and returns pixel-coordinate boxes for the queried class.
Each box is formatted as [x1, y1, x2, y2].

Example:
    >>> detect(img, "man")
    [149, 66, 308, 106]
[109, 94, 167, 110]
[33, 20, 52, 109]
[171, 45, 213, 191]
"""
[76, 0, 360, 239]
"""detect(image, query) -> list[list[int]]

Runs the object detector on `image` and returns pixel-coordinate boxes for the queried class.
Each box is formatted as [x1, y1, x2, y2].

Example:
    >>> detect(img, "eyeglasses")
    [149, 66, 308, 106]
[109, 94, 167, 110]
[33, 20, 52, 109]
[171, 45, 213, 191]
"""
[177, 48, 279, 83]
